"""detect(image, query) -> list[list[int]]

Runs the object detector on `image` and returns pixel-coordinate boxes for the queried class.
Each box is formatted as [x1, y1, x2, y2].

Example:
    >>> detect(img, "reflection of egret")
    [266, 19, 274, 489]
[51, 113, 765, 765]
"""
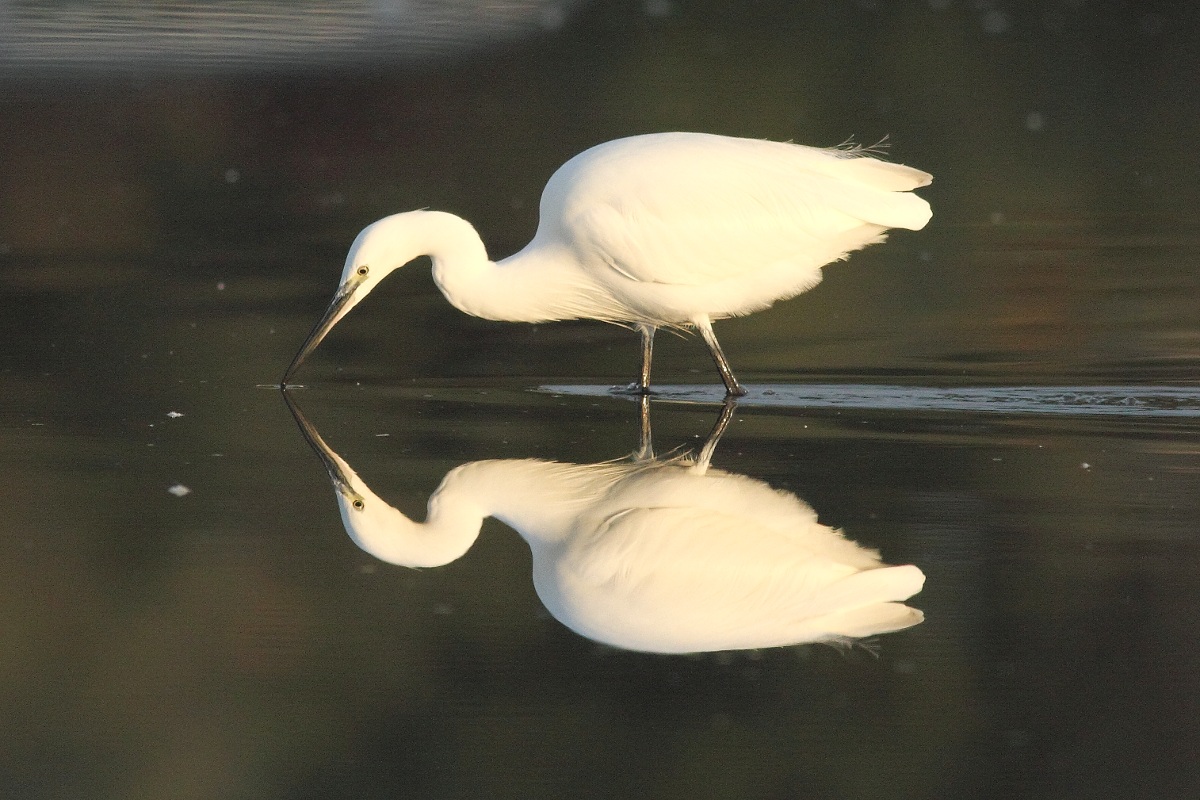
[286, 394, 924, 653]
[283, 132, 932, 395]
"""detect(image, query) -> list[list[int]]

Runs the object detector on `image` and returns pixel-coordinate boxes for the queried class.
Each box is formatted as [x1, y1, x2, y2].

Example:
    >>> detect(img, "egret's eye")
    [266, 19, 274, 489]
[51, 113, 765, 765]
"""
[356, 265, 369, 277]
[352, 498, 365, 510]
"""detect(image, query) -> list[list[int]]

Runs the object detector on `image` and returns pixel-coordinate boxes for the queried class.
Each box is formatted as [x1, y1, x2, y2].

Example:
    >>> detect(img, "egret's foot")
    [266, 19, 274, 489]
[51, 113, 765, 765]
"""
[611, 382, 654, 396]
[724, 384, 749, 398]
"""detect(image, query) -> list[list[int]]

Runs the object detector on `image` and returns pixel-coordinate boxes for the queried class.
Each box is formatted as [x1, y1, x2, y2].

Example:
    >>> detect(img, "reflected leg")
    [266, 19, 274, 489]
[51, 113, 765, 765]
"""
[632, 393, 655, 462]
[694, 399, 737, 472]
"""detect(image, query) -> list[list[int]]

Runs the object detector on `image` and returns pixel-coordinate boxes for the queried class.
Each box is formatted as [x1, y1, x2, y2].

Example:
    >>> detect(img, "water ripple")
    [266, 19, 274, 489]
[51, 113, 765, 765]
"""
[538, 384, 1200, 417]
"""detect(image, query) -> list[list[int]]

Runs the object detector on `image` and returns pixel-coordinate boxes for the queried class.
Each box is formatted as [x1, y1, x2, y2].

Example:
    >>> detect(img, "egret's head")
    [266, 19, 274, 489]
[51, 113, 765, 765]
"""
[283, 211, 431, 382]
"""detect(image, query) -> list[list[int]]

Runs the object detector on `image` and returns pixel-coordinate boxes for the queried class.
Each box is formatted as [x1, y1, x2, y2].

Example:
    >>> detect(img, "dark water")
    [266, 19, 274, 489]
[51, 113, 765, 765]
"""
[3, 2, 1200, 798]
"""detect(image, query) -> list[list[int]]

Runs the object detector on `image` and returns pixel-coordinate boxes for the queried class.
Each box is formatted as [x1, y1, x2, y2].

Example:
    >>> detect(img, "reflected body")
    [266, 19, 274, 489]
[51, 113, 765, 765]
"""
[284, 132, 932, 394]
[286, 396, 925, 653]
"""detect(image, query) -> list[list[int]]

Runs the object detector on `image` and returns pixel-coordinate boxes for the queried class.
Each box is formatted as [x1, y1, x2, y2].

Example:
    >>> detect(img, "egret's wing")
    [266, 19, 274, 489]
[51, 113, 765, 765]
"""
[552, 133, 932, 287]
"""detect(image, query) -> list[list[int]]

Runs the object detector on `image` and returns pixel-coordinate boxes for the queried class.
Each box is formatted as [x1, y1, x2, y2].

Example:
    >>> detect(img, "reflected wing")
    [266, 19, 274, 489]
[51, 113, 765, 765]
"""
[563, 503, 922, 647]
[551, 134, 932, 287]
[572, 505, 852, 600]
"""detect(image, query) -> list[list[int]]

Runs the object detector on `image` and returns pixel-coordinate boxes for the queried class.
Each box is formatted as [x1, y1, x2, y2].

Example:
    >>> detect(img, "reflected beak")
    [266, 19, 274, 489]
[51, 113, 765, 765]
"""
[281, 388, 358, 500]
[282, 275, 363, 384]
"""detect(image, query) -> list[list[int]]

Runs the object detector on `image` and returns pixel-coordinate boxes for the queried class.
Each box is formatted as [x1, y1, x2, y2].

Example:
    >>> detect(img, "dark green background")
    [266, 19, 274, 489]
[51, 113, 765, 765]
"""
[1, 2, 1198, 798]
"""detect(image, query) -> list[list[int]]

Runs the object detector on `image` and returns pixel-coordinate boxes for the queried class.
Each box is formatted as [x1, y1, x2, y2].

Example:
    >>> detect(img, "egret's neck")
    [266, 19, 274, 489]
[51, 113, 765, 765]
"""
[416, 211, 488, 281]
[342, 472, 487, 569]
[342, 460, 625, 568]
[455, 460, 627, 547]
[423, 213, 607, 324]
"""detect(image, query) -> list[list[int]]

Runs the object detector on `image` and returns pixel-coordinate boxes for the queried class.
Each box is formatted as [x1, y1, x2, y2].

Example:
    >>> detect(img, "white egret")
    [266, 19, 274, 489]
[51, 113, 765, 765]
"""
[285, 395, 925, 653]
[283, 132, 932, 395]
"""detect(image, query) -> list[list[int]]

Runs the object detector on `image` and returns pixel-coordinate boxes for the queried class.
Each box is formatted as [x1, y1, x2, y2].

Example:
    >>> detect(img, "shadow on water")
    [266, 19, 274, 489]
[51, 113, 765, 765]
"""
[283, 390, 926, 654]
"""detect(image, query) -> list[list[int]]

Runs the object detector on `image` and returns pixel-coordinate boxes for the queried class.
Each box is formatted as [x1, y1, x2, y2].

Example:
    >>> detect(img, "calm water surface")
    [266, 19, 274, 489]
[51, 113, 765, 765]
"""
[3, 309, 1197, 797]
[3, 2, 1200, 798]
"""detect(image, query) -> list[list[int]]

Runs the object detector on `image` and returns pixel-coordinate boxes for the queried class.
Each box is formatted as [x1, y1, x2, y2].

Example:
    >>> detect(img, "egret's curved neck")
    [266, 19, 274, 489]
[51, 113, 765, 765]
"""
[342, 459, 625, 568]
[417, 211, 489, 283]
[419, 211, 503, 320]
[343, 465, 487, 568]
[422, 212, 604, 324]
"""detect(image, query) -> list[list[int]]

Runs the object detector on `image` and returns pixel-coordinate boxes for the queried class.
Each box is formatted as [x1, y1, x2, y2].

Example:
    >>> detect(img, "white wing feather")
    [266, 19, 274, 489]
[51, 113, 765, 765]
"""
[540, 133, 932, 288]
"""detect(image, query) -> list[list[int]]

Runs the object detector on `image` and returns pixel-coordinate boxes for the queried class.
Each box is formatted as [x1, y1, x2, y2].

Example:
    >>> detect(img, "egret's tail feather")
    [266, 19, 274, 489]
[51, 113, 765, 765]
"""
[836, 155, 934, 191]
[806, 563, 926, 620]
[802, 563, 927, 640]
[820, 602, 925, 638]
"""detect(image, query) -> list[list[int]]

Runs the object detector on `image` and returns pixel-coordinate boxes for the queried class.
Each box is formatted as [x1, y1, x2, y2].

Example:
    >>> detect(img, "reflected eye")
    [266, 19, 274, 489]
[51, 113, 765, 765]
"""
[352, 499, 365, 511]
[356, 265, 369, 277]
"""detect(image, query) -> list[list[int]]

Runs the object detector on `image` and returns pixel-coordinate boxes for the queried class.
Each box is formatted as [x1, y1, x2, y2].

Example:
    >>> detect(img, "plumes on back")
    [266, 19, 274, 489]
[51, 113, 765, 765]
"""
[516, 132, 933, 325]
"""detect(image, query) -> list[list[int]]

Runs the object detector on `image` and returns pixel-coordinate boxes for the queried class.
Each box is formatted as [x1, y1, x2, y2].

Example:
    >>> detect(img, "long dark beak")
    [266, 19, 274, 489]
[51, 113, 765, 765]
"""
[282, 276, 361, 385]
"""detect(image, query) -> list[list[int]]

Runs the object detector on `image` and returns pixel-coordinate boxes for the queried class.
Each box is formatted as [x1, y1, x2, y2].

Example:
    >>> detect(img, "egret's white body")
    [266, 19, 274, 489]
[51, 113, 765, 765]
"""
[287, 399, 925, 654]
[284, 132, 932, 394]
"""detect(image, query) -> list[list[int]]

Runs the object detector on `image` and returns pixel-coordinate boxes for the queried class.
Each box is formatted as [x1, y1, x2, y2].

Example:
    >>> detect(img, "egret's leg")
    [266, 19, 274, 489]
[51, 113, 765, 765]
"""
[696, 317, 747, 397]
[694, 399, 737, 473]
[613, 324, 656, 395]
[637, 323, 656, 394]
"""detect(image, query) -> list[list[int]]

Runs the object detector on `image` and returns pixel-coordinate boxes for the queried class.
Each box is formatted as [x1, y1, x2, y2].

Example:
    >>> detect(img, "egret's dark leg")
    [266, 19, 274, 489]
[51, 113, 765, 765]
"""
[612, 323, 657, 395]
[696, 318, 747, 397]
[694, 398, 737, 471]
[637, 323, 656, 394]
